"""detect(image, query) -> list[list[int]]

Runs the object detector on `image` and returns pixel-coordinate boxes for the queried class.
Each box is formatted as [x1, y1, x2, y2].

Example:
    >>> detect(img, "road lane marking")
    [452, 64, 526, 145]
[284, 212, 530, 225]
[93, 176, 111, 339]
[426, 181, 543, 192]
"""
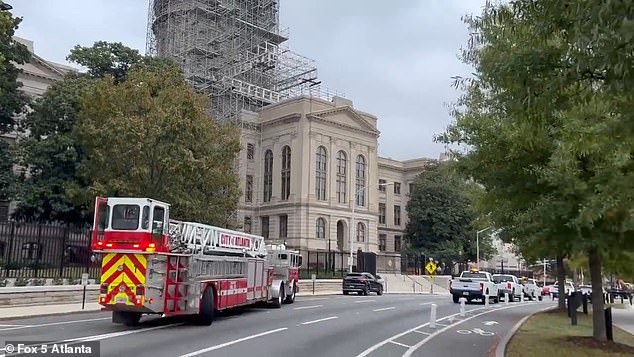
[300, 316, 338, 325]
[354, 300, 375, 303]
[373, 307, 396, 312]
[0, 324, 23, 327]
[293, 305, 324, 310]
[398, 298, 415, 301]
[402, 303, 551, 357]
[389, 341, 411, 348]
[355, 302, 543, 357]
[419, 302, 435, 306]
[413, 330, 430, 335]
[0, 323, 184, 354]
[177, 327, 288, 357]
[0, 317, 110, 332]
[300, 297, 329, 302]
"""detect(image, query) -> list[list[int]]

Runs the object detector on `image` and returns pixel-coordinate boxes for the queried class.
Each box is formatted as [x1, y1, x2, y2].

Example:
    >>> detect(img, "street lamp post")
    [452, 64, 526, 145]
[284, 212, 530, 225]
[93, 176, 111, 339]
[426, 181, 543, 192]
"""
[476, 226, 492, 270]
[349, 182, 393, 273]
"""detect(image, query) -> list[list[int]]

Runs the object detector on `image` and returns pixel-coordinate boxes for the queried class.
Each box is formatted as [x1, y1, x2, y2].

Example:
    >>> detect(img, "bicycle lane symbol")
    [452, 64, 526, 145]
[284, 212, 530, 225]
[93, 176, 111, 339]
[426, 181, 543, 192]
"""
[456, 328, 495, 336]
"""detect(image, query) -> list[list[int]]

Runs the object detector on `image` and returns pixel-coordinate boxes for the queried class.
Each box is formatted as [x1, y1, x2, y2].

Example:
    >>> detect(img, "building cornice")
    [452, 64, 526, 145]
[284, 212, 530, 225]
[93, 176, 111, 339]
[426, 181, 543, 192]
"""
[306, 114, 379, 138]
[261, 112, 302, 128]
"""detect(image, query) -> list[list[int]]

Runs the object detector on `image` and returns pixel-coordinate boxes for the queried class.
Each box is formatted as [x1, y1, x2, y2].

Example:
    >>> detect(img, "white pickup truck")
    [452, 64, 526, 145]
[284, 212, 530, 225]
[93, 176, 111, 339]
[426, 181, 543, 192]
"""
[492, 274, 523, 302]
[450, 270, 500, 304]
[521, 278, 543, 301]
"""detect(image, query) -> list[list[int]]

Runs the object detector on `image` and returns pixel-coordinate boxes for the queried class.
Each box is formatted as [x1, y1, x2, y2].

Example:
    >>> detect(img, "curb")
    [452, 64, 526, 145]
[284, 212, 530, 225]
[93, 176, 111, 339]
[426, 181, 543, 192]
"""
[494, 305, 557, 357]
[0, 306, 103, 321]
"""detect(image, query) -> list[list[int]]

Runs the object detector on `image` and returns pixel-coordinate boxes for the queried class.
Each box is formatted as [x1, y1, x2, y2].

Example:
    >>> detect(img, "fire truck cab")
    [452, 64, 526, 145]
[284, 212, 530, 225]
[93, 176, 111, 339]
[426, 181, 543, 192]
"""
[267, 244, 302, 304]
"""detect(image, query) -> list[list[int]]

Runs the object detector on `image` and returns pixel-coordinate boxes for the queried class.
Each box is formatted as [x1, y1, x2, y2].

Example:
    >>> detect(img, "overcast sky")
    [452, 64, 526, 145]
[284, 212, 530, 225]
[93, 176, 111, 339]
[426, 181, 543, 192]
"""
[9, 0, 487, 161]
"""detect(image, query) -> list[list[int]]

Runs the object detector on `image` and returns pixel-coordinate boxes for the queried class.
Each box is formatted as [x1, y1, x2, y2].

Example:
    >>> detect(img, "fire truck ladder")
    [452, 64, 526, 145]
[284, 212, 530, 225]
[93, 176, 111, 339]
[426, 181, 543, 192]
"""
[168, 220, 267, 257]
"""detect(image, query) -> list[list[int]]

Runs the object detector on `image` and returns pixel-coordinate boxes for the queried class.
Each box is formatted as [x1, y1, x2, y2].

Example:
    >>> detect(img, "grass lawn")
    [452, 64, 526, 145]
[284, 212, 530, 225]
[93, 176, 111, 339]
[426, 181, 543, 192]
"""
[506, 309, 634, 356]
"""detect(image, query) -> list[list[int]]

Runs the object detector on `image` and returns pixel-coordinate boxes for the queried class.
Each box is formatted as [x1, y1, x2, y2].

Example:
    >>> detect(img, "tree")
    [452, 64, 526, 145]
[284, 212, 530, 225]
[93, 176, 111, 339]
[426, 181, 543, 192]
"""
[74, 59, 241, 226]
[15, 42, 144, 224]
[66, 41, 142, 84]
[13, 76, 95, 224]
[438, 0, 634, 339]
[0, 9, 30, 203]
[405, 161, 494, 266]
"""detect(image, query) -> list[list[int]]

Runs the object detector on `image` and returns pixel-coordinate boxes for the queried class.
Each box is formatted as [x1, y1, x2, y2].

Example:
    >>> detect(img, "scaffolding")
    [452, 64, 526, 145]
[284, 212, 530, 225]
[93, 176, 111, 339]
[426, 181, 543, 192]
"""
[146, 0, 343, 123]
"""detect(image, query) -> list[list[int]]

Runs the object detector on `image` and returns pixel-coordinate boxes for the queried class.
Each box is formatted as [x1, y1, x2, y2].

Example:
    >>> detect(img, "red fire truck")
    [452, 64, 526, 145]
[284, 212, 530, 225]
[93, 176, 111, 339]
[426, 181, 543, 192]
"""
[90, 196, 299, 326]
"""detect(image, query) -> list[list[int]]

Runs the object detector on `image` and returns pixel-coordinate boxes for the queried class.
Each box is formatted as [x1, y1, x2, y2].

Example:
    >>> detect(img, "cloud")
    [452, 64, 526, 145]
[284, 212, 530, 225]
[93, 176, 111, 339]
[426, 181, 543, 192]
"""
[11, 0, 487, 160]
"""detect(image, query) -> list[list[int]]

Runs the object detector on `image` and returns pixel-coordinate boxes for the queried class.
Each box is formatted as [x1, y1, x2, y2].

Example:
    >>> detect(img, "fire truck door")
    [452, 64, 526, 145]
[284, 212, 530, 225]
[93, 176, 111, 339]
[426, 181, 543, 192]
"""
[247, 259, 256, 300]
[255, 260, 263, 299]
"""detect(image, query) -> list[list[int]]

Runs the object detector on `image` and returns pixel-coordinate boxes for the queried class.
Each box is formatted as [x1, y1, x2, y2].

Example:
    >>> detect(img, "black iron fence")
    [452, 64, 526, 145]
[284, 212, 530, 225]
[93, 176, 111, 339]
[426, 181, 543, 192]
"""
[0, 222, 100, 280]
[298, 250, 348, 279]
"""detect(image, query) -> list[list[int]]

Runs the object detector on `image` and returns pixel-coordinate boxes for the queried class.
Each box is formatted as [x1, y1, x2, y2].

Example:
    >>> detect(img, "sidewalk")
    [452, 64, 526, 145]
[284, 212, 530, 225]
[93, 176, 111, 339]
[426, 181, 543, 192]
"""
[0, 302, 102, 320]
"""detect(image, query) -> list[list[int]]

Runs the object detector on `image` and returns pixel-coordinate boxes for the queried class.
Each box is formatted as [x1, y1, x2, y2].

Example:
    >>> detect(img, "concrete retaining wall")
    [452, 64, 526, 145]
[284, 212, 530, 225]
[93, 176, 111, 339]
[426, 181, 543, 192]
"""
[0, 279, 342, 307]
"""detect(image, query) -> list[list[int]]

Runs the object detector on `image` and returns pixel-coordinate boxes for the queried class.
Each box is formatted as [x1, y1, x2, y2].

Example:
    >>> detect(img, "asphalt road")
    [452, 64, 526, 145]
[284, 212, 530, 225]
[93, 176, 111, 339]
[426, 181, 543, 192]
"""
[0, 294, 555, 357]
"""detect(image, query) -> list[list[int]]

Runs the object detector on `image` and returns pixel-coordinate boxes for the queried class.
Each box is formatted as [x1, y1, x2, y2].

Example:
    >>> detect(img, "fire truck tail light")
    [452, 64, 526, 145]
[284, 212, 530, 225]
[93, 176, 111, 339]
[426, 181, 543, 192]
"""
[136, 285, 145, 296]
[133, 244, 140, 248]
[99, 297, 106, 303]
[135, 298, 143, 305]
[100, 284, 108, 294]
[105, 243, 113, 248]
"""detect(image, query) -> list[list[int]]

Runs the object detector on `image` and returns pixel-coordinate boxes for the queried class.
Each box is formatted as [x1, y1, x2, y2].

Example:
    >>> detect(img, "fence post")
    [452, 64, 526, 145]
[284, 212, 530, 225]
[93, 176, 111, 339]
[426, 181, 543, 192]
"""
[5, 221, 16, 278]
[59, 226, 68, 278]
[34, 224, 43, 278]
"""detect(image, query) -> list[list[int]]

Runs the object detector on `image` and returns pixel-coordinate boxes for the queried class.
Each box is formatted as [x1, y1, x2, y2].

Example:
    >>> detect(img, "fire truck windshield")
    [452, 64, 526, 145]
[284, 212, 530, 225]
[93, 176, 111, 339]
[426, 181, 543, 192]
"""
[111, 204, 141, 230]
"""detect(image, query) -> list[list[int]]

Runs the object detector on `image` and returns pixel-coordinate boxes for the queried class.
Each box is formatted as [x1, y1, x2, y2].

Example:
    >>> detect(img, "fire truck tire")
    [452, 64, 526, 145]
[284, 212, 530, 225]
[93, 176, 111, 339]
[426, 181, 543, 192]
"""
[196, 288, 215, 326]
[272, 284, 284, 308]
[284, 283, 296, 304]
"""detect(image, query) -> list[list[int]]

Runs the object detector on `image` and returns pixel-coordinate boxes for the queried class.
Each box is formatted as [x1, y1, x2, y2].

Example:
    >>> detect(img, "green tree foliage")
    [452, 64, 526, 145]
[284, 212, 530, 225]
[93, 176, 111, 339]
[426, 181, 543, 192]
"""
[0, 9, 30, 130]
[438, 0, 634, 339]
[66, 41, 141, 84]
[15, 42, 144, 224]
[405, 161, 494, 265]
[13, 76, 95, 224]
[74, 59, 241, 227]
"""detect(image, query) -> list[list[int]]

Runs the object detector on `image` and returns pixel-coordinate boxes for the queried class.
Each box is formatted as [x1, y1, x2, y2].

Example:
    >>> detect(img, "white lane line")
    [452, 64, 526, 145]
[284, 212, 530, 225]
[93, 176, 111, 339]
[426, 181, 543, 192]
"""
[301, 297, 329, 301]
[0, 324, 23, 327]
[389, 341, 411, 348]
[354, 300, 375, 303]
[373, 307, 396, 312]
[413, 330, 431, 335]
[177, 327, 288, 357]
[300, 316, 338, 325]
[0, 323, 184, 354]
[402, 303, 549, 357]
[0, 317, 110, 332]
[398, 298, 415, 301]
[355, 302, 542, 357]
[293, 305, 324, 310]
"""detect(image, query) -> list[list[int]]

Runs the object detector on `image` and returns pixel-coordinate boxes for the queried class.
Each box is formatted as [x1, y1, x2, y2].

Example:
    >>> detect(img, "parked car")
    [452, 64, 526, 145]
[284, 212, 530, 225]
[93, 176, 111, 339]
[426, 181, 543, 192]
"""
[342, 272, 384, 296]
[492, 274, 522, 302]
[551, 281, 575, 298]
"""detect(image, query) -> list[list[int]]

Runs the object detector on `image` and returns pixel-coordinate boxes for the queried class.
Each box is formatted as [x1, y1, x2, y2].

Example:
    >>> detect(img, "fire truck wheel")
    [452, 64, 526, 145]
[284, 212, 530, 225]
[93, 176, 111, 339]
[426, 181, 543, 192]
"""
[196, 288, 215, 326]
[284, 283, 296, 304]
[272, 284, 284, 308]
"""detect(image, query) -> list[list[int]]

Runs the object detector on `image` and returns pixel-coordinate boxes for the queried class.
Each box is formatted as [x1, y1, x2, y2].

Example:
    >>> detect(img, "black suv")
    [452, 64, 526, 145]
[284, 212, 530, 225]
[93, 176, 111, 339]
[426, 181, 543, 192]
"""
[343, 272, 384, 296]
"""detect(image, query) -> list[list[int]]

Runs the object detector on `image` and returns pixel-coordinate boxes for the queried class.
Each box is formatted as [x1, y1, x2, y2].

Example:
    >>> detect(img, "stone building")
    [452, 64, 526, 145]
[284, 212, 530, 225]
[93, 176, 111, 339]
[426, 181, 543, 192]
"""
[235, 96, 431, 272]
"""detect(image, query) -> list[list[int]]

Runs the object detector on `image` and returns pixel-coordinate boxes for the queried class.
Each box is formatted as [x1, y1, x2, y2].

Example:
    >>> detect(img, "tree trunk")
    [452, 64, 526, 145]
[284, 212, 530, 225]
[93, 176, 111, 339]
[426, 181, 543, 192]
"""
[556, 255, 566, 311]
[589, 246, 606, 340]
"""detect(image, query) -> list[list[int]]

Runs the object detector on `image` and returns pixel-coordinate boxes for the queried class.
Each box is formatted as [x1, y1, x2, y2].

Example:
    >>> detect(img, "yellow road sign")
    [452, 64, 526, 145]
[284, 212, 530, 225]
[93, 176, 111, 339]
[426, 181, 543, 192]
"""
[425, 261, 437, 275]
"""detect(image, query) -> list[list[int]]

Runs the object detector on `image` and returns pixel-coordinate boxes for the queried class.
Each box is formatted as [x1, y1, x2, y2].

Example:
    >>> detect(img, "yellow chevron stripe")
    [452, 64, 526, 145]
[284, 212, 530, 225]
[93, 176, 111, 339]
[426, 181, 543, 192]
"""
[100, 254, 125, 284]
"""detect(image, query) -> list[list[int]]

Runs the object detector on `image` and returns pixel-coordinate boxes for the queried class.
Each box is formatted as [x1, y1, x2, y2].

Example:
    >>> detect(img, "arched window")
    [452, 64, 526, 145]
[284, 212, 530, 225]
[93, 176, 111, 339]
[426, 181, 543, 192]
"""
[263, 150, 273, 202]
[355, 155, 366, 206]
[336, 151, 347, 203]
[315, 146, 327, 201]
[281, 146, 291, 200]
[356, 222, 365, 242]
[316, 217, 326, 239]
